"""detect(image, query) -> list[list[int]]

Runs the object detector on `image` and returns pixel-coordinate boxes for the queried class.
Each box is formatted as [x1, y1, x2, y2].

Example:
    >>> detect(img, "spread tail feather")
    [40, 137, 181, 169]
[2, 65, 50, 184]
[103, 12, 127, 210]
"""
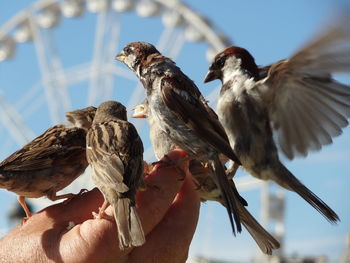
[113, 197, 145, 250]
[210, 154, 242, 234]
[274, 163, 339, 223]
[237, 199, 280, 254]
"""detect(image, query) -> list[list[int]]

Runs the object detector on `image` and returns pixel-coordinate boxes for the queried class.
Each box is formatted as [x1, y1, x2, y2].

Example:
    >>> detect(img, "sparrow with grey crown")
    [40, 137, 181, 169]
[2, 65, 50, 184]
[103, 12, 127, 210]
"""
[86, 100, 145, 250]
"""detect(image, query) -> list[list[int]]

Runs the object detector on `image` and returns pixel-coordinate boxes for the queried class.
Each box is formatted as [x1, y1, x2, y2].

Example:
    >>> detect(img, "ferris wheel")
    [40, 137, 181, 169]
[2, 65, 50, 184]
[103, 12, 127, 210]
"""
[0, 0, 285, 261]
[0, 0, 233, 198]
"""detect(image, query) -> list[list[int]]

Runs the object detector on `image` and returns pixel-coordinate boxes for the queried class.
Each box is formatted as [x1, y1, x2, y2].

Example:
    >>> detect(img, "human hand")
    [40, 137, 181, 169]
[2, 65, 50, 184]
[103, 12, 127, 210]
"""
[0, 149, 200, 263]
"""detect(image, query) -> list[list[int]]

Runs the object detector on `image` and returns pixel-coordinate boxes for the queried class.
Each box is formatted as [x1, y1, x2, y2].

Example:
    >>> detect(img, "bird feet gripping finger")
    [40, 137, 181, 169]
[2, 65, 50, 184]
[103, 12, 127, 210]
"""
[52, 188, 89, 206]
[92, 200, 114, 222]
[143, 161, 154, 176]
[152, 154, 191, 181]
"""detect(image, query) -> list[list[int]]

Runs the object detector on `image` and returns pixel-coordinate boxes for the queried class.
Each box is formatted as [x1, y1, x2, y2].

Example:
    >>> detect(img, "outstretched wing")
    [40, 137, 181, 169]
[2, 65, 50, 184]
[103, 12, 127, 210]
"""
[253, 15, 350, 159]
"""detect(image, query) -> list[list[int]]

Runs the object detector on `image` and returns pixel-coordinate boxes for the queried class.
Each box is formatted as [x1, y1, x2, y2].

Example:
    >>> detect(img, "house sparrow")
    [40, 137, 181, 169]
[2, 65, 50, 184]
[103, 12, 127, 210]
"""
[132, 98, 175, 160]
[132, 99, 280, 254]
[0, 125, 88, 218]
[116, 42, 244, 235]
[203, 17, 350, 223]
[66, 106, 97, 131]
[86, 100, 145, 250]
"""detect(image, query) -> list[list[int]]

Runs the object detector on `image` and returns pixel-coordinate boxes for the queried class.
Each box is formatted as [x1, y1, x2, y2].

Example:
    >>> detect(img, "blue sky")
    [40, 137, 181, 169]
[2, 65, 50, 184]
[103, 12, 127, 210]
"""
[0, 0, 349, 262]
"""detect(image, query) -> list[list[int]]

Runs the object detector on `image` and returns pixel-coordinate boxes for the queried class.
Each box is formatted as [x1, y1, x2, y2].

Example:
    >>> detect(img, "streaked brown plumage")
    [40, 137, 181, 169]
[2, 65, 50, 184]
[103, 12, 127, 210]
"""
[66, 106, 97, 131]
[86, 100, 145, 250]
[203, 16, 350, 223]
[132, 99, 280, 254]
[0, 125, 88, 218]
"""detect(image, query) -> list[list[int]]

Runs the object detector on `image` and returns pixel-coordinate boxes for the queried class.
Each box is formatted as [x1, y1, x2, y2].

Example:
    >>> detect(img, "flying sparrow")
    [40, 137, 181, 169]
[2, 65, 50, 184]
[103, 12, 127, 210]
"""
[86, 100, 145, 250]
[116, 42, 244, 235]
[203, 17, 350, 223]
[0, 125, 88, 218]
[132, 99, 280, 253]
[66, 106, 97, 131]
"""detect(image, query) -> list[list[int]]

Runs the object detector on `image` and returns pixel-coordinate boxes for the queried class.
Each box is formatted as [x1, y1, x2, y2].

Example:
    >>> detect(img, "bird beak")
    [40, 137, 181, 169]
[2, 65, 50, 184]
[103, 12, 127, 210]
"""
[203, 69, 220, 83]
[115, 51, 126, 62]
[132, 106, 146, 119]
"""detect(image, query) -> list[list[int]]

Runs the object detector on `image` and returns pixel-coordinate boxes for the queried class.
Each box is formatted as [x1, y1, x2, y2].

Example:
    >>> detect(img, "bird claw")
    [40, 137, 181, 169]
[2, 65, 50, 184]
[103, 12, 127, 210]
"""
[60, 189, 87, 205]
[21, 217, 30, 225]
[143, 161, 154, 176]
[92, 211, 114, 222]
[92, 211, 102, 219]
[77, 188, 88, 195]
[226, 162, 239, 179]
[92, 201, 114, 222]
[152, 154, 190, 181]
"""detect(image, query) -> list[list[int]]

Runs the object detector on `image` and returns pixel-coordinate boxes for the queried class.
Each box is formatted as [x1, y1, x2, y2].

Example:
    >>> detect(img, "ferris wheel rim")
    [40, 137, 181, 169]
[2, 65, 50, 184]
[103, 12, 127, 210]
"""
[0, 0, 232, 58]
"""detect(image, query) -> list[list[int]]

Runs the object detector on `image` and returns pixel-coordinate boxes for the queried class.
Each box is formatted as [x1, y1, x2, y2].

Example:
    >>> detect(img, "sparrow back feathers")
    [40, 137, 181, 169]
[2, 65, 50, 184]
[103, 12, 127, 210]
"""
[86, 100, 145, 250]
[0, 125, 88, 217]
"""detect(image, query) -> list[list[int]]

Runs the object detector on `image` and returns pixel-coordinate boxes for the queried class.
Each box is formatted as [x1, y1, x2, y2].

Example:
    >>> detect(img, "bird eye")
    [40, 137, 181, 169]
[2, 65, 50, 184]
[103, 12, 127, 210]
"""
[124, 47, 131, 54]
[215, 56, 225, 67]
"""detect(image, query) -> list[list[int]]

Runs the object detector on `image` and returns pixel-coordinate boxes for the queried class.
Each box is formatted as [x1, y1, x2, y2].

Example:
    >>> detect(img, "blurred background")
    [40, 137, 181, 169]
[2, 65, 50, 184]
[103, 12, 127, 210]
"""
[0, 0, 349, 262]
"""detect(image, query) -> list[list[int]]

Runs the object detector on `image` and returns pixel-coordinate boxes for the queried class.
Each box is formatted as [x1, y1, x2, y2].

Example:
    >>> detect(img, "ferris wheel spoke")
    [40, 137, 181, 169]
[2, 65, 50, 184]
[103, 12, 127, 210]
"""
[60, 62, 136, 87]
[22, 91, 47, 119]
[15, 82, 42, 111]
[0, 92, 35, 146]
[156, 26, 175, 53]
[101, 10, 121, 101]
[44, 29, 72, 112]
[88, 10, 121, 106]
[29, 17, 71, 124]
[166, 29, 185, 59]
[87, 11, 107, 106]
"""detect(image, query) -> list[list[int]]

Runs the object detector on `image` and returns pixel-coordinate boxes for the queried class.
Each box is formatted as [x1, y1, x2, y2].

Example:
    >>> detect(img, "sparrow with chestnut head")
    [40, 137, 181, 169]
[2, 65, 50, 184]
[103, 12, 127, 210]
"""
[203, 16, 350, 223]
[117, 41, 244, 235]
[132, 99, 279, 254]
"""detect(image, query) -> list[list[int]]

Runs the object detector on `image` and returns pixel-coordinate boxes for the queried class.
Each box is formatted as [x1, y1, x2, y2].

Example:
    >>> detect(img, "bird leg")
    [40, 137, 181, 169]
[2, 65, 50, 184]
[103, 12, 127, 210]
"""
[143, 160, 154, 176]
[226, 161, 240, 180]
[152, 154, 191, 181]
[18, 196, 32, 223]
[92, 200, 114, 221]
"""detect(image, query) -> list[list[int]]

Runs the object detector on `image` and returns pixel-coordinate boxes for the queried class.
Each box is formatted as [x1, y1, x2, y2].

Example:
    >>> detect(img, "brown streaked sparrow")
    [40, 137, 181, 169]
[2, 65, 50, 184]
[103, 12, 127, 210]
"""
[66, 106, 97, 131]
[132, 99, 280, 254]
[0, 125, 88, 218]
[86, 100, 145, 250]
[116, 42, 244, 235]
[203, 17, 350, 223]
